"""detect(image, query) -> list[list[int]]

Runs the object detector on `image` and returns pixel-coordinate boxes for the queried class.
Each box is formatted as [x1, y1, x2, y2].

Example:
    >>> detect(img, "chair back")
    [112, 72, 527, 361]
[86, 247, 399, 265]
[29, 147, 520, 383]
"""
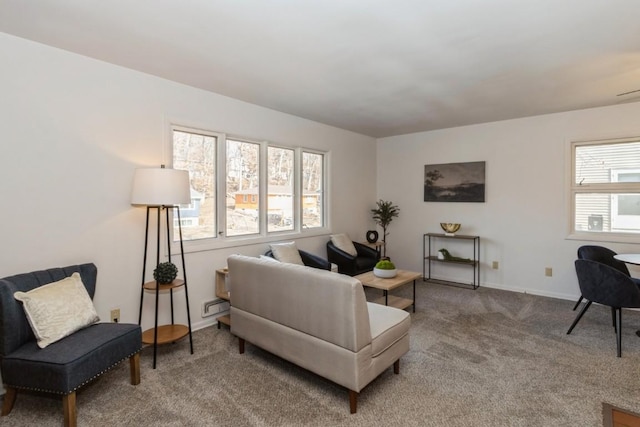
[574, 259, 640, 308]
[0, 263, 97, 357]
[577, 245, 630, 276]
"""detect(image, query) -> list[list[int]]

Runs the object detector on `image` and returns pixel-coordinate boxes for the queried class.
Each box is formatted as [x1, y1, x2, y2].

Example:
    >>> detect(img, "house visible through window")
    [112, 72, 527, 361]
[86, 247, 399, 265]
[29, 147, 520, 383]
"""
[268, 146, 294, 232]
[226, 139, 260, 237]
[571, 138, 640, 237]
[172, 128, 216, 241]
[172, 126, 327, 244]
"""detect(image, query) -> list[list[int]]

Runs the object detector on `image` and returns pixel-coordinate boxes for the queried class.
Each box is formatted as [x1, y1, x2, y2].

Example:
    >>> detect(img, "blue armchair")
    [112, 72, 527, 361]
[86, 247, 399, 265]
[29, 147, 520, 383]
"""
[0, 263, 142, 427]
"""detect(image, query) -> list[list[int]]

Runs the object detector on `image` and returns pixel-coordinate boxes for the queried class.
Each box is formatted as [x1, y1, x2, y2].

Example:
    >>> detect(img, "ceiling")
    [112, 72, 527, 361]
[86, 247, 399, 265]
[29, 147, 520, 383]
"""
[1, 0, 640, 138]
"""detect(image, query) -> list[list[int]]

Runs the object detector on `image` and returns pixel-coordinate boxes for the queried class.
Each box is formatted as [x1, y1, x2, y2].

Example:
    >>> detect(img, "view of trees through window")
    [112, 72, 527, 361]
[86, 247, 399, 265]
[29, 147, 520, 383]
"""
[172, 129, 216, 241]
[302, 152, 324, 228]
[267, 147, 294, 232]
[226, 139, 260, 236]
[172, 127, 325, 242]
[572, 139, 640, 235]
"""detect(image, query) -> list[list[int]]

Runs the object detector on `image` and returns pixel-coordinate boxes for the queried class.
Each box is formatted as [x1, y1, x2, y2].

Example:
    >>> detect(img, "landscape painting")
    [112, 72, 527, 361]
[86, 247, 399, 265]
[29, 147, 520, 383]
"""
[424, 161, 485, 202]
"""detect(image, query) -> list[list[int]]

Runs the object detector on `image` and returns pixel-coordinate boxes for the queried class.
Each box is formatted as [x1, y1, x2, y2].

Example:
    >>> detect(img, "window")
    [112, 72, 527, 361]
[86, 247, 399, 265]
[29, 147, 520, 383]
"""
[172, 126, 327, 245]
[267, 146, 295, 232]
[571, 138, 640, 238]
[172, 128, 216, 241]
[226, 139, 260, 236]
[302, 151, 324, 228]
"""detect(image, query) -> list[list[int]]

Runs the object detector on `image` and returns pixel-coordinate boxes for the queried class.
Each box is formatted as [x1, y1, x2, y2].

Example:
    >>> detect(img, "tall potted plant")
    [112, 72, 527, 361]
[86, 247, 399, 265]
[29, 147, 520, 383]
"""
[371, 199, 399, 259]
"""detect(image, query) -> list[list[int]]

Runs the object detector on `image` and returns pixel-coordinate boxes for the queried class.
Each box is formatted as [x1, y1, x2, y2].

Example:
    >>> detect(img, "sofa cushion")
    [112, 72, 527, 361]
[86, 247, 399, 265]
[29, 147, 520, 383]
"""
[14, 272, 99, 348]
[2, 322, 141, 394]
[331, 233, 358, 257]
[367, 302, 411, 358]
[270, 242, 304, 265]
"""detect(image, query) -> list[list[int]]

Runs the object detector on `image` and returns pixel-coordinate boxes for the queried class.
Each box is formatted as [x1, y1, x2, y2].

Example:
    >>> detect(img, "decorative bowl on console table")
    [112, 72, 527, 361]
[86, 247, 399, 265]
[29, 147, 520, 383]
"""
[440, 223, 461, 236]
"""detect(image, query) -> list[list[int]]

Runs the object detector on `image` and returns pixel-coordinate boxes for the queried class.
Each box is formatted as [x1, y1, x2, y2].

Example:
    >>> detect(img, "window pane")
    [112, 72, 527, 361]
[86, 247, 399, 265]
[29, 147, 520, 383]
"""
[226, 139, 260, 236]
[575, 141, 640, 185]
[267, 147, 294, 232]
[302, 152, 324, 228]
[575, 193, 640, 233]
[172, 130, 216, 241]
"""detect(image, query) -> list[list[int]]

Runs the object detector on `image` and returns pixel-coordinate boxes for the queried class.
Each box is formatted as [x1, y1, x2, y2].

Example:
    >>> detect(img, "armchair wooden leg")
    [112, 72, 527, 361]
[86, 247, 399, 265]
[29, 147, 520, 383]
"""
[130, 353, 141, 385]
[239, 337, 245, 354]
[1, 387, 17, 416]
[349, 389, 358, 414]
[62, 391, 77, 427]
[394, 359, 400, 374]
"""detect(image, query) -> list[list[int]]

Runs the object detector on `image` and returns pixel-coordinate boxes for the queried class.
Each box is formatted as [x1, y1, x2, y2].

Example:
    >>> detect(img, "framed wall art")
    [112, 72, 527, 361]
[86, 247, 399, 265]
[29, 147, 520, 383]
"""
[424, 161, 485, 202]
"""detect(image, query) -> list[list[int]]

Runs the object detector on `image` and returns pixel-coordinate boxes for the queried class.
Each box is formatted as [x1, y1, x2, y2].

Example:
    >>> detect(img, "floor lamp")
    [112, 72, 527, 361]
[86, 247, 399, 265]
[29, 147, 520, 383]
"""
[131, 166, 194, 369]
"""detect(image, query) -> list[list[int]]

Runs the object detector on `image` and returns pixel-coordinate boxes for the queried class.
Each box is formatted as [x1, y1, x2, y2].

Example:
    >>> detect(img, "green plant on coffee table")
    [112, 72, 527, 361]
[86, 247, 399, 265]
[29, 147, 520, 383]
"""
[375, 260, 396, 270]
[153, 262, 178, 284]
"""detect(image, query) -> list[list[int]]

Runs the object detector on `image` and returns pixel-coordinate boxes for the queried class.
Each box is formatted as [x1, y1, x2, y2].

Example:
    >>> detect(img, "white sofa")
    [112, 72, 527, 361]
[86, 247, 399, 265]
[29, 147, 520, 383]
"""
[227, 254, 410, 413]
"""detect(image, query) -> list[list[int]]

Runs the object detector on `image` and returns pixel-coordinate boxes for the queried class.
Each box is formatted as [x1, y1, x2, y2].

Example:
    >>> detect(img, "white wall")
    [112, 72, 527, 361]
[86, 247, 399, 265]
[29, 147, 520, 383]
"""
[377, 102, 640, 300]
[0, 33, 376, 330]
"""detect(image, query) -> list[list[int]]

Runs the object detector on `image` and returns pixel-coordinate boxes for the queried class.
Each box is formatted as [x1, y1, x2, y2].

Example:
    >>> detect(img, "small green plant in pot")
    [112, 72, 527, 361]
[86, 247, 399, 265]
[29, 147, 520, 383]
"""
[375, 260, 396, 270]
[153, 262, 178, 284]
[373, 259, 397, 278]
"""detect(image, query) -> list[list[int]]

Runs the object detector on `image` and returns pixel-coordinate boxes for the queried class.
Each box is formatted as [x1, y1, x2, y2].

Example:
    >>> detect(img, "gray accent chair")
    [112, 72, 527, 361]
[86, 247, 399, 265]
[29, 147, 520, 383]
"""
[0, 263, 142, 427]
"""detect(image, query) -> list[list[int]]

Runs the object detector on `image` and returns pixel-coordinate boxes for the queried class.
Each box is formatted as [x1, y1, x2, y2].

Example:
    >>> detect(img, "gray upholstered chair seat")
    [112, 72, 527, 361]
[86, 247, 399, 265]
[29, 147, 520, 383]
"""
[3, 323, 141, 394]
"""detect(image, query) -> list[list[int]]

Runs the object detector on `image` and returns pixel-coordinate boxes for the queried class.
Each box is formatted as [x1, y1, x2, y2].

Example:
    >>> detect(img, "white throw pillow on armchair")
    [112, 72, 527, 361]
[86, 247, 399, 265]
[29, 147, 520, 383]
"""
[270, 242, 304, 265]
[13, 273, 100, 348]
[331, 233, 358, 257]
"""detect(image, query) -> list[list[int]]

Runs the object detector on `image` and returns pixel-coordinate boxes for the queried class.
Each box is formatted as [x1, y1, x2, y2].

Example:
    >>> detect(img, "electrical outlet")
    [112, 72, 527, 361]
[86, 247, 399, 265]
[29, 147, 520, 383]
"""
[545, 267, 553, 277]
[492, 261, 499, 270]
[110, 308, 120, 323]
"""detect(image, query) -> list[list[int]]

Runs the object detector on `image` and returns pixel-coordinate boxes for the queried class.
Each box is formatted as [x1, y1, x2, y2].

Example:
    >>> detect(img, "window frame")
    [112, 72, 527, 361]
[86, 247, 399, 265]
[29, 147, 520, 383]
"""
[568, 136, 640, 243]
[169, 125, 329, 253]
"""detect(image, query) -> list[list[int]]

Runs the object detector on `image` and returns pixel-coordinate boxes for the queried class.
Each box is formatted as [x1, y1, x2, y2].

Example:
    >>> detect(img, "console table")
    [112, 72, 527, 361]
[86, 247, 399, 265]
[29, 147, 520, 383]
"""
[423, 233, 480, 289]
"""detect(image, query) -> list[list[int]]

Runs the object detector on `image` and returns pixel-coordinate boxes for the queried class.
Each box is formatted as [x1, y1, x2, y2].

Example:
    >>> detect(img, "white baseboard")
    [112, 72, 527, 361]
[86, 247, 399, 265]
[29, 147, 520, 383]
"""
[479, 281, 578, 302]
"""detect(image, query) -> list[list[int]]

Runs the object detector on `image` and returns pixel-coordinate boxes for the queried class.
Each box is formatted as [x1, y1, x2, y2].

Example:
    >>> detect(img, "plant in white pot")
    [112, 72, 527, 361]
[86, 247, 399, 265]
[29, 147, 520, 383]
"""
[373, 259, 397, 278]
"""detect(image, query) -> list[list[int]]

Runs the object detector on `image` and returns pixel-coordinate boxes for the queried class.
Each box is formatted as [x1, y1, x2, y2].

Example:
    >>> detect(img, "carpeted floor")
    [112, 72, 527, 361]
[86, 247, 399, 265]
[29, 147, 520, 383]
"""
[3, 283, 640, 426]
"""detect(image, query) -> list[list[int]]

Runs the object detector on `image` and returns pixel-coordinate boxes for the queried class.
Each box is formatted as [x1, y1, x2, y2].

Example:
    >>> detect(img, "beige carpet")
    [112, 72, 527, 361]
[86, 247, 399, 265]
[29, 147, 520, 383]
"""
[3, 283, 640, 426]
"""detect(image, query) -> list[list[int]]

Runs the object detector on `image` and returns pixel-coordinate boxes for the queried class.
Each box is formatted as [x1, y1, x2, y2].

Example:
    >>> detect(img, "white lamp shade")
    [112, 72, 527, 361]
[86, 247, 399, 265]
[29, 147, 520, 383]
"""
[131, 168, 191, 206]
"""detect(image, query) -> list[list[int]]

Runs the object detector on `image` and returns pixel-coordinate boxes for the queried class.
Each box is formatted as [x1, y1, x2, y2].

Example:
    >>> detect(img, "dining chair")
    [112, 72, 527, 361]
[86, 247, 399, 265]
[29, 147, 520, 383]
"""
[567, 259, 640, 357]
[573, 245, 640, 311]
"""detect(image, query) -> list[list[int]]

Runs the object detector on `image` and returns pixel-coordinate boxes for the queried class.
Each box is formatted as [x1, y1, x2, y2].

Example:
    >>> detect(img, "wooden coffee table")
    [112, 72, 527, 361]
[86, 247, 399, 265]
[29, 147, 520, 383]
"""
[354, 270, 421, 312]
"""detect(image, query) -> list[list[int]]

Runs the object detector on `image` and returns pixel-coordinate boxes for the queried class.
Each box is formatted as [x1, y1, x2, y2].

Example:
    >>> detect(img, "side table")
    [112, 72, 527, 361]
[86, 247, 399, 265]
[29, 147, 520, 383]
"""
[215, 268, 231, 328]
